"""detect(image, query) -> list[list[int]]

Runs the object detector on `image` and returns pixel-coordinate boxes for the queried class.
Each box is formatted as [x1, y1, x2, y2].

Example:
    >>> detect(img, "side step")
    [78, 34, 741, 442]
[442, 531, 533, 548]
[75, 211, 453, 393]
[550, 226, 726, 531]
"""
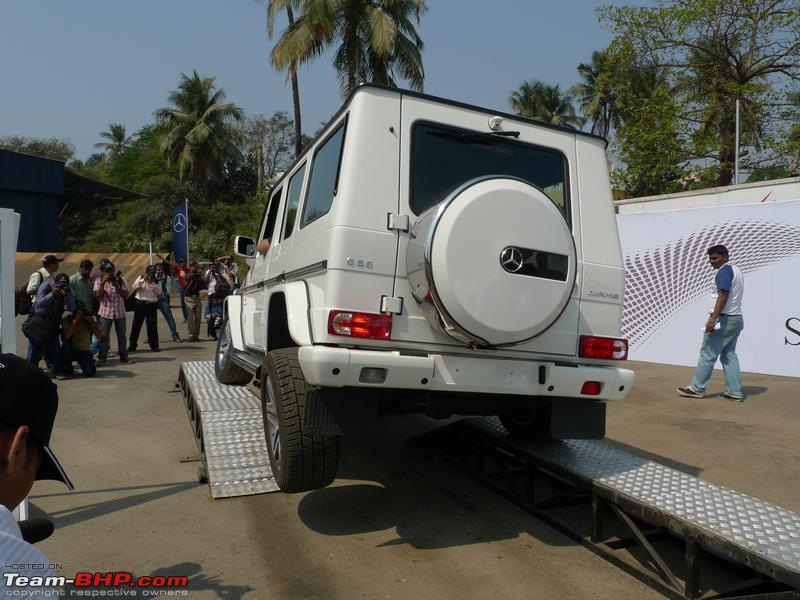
[178, 361, 279, 498]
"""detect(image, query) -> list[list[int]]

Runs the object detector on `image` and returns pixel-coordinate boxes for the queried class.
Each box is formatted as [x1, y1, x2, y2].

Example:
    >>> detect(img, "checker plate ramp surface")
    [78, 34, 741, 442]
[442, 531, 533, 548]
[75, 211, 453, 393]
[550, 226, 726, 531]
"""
[180, 361, 278, 498]
[473, 417, 800, 579]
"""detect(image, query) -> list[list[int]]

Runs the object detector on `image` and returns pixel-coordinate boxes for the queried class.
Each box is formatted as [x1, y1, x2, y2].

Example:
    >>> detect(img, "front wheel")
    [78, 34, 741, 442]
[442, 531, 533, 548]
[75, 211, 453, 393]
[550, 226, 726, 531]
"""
[261, 348, 340, 492]
[214, 317, 252, 385]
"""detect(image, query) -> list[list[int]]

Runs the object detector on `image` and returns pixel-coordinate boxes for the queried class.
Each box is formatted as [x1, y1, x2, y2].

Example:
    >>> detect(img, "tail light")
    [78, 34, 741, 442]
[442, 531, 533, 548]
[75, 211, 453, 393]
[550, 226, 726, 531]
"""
[328, 310, 392, 340]
[579, 335, 628, 360]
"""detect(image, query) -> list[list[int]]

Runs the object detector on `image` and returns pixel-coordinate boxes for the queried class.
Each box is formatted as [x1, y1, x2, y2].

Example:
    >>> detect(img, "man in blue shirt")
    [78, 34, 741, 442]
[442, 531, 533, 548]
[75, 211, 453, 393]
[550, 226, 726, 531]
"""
[677, 244, 745, 401]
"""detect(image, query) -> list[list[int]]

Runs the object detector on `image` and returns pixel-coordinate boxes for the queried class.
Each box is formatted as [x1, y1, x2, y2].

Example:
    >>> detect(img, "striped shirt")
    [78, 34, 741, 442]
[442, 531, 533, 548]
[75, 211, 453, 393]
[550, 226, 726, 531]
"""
[0, 505, 59, 597]
[93, 276, 128, 319]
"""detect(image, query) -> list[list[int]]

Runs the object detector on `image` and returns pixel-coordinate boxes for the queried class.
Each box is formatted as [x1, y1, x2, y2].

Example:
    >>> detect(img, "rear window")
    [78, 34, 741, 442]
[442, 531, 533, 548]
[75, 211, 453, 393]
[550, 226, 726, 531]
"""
[410, 122, 569, 218]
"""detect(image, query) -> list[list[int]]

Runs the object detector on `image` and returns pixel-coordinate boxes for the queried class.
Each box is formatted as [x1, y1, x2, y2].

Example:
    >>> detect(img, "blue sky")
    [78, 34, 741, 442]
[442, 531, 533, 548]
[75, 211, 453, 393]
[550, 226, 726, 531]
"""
[0, 1, 619, 161]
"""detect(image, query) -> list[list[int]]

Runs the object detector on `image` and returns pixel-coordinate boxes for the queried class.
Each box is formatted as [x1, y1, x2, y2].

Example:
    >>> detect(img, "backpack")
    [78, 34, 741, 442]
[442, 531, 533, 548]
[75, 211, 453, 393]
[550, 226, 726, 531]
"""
[15, 272, 43, 316]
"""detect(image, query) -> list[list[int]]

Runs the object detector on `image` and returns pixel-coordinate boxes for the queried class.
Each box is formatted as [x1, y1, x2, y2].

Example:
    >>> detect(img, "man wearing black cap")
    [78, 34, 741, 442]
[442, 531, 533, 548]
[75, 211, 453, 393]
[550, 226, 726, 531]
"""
[0, 353, 73, 590]
[25, 255, 63, 299]
[23, 274, 76, 379]
[23, 256, 64, 370]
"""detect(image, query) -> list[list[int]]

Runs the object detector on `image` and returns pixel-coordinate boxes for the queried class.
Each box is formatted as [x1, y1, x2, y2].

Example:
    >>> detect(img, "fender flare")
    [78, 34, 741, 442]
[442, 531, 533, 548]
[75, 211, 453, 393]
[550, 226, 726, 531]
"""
[272, 281, 312, 347]
[223, 294, 245, 350]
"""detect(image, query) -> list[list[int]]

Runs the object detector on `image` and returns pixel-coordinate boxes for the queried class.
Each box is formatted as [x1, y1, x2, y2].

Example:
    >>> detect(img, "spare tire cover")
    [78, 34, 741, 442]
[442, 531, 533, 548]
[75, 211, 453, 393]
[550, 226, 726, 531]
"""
[411, 176, 576, 346]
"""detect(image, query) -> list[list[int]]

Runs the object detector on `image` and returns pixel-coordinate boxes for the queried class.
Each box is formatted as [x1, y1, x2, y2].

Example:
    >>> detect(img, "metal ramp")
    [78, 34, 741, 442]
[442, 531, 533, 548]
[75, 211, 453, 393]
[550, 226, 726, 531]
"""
[178, 361, 279, 498]
[424, 418, 800, 600]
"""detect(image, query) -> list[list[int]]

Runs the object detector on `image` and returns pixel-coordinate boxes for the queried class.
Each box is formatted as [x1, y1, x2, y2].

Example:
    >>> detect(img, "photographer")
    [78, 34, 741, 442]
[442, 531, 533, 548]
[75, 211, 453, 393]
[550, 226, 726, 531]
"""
[183, 262, 206, 342]
[154, 264, 181, 343]
[24, 272, 76, 380]
[62, 300, 104, 377]
[128, 265, 161, 353]
[93, 259, 130, 366]
[204, 260, 233, 340]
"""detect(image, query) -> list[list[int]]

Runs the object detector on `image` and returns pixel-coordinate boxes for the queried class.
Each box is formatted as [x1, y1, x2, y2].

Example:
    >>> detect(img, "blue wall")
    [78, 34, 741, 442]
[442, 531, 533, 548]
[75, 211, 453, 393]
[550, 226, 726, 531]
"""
[0, 150, 65, 251]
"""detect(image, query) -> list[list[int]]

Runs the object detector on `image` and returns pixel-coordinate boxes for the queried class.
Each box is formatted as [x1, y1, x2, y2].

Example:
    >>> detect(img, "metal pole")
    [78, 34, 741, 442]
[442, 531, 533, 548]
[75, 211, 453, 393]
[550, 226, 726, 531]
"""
[185, 198, 190, 264]
[149, 242, 153, 265]
[734, 98, 740, 185]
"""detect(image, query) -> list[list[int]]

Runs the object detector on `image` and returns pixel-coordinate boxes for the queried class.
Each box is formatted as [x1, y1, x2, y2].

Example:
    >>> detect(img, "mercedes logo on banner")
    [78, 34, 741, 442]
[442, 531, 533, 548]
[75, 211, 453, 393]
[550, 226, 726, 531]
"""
[173, 213, 187, 233]
[500, 246, 524, 273]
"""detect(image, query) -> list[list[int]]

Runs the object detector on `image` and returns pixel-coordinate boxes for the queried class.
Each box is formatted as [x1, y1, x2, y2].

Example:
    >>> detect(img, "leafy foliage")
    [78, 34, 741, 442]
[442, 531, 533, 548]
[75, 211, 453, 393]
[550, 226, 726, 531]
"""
[0, 135, 76, 162]
[269, 0, 427, 97]
[509, 80, 583, 129]
[599, 0, 800, 189]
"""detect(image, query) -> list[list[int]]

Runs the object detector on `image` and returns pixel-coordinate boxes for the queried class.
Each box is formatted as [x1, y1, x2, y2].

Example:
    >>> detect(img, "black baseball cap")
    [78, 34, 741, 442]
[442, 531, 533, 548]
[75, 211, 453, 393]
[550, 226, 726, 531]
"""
[42, 255, 65, 266]
[79, 259, 94, 269]
[0, 354, 74, 490]
[54, 273, 70, 287]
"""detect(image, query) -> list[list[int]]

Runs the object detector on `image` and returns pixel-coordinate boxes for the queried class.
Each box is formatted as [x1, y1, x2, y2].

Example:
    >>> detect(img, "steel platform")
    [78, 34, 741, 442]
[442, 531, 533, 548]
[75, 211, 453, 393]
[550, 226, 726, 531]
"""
[178, 361, 278, 498]
[425, 417, 800, 600]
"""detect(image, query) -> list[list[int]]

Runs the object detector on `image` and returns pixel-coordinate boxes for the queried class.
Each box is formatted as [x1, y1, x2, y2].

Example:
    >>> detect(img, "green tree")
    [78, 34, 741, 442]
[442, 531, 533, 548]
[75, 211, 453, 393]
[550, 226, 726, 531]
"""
[269, 0, 427, 98]
[509, 80, 583, 129]
[154, 71, 244, 200]
[600, 0, 800, 186]
[266, 0, 304, 158]
[0, 135, 75, 162]
[571, 50, 616, 138]
[243, 111, 296, 189]
[94, 123, 135, 160]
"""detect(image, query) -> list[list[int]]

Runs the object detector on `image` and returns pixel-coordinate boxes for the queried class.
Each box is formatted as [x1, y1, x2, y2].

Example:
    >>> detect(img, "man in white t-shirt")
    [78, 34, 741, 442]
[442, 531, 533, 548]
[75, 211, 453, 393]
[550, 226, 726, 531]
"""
[677, 244, 745, 401]
[0, 354, 74, 596]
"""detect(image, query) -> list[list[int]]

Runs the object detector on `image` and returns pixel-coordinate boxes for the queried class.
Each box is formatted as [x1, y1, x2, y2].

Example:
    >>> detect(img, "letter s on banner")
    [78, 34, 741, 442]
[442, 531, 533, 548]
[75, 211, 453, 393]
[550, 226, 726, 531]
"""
[785, 317, 800, 346]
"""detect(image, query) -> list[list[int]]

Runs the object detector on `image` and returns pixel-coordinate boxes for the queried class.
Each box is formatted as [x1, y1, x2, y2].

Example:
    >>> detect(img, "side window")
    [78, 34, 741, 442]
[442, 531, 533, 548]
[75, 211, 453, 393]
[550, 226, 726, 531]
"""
[282, 163, 307, 240]
[260, 187, 283, 242]
[300, 121, 347, 228]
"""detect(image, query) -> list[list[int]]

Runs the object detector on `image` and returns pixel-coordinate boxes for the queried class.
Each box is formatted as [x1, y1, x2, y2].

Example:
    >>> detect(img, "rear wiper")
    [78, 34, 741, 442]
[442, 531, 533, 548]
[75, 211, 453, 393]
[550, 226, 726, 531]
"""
[429, 129, 521, 144]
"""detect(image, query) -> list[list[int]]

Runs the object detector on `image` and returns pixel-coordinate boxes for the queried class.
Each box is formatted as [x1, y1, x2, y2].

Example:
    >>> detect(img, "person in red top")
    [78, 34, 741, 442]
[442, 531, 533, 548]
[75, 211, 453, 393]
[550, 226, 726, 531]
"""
[174, 259, 190, 323]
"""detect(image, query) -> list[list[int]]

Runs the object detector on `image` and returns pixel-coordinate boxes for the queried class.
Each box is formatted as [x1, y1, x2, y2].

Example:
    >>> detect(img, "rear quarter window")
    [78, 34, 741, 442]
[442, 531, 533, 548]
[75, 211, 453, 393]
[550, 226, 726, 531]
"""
[301, 120, 347, 228]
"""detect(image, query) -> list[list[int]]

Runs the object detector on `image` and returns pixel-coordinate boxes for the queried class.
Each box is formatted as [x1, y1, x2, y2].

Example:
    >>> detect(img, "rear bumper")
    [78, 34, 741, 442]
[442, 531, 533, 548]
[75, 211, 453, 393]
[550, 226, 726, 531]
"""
[297, 346, 635, 401]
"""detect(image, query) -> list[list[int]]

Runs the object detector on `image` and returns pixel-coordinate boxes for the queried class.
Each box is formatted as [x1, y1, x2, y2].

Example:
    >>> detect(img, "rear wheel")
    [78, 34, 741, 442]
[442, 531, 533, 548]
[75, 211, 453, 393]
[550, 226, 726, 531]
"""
[260, 348, 340, 492]
[214, 317, 252, 385]
[499, 406, 555, 443]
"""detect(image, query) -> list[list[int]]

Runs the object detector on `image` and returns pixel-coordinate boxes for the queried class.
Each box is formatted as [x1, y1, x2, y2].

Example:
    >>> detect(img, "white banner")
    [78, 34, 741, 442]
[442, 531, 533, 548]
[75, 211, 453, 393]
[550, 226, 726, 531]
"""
[617, 199, 800, 377]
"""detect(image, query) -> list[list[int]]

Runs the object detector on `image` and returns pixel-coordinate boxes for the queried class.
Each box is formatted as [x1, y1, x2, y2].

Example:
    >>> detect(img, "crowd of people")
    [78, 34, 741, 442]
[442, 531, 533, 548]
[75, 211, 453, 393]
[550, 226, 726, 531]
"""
[19, 253, 238, 380]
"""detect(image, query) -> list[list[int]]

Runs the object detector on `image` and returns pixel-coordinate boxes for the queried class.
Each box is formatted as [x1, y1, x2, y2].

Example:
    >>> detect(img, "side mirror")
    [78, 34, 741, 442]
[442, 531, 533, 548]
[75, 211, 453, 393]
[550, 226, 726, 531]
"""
[234, 235, 256, 258]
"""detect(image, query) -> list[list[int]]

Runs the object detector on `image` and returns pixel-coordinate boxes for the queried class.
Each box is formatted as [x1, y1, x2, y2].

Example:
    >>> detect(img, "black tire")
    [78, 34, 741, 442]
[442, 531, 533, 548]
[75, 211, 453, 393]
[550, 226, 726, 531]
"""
[214, 317, 252, 385]
[261, 347, 340, 492]
[499, 405, 555, 443]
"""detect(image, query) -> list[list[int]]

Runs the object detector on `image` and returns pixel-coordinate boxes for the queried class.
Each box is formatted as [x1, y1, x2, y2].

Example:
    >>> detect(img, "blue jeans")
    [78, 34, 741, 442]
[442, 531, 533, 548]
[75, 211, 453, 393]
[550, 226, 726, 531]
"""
[27, 338, 63, 376]
[157, 296, 178, 337]
[690, 314, 744, 397]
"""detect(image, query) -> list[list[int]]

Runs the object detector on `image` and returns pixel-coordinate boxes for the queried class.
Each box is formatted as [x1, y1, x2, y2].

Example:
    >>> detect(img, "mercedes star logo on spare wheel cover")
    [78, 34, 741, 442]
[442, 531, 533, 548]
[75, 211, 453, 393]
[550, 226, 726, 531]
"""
[173, 213, 187, 233]
[500, 246, 524, 273]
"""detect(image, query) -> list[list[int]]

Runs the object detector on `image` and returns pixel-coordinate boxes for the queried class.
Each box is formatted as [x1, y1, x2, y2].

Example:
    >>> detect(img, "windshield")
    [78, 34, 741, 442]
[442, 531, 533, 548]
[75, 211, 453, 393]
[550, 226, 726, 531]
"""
[410, 122, 569, 219]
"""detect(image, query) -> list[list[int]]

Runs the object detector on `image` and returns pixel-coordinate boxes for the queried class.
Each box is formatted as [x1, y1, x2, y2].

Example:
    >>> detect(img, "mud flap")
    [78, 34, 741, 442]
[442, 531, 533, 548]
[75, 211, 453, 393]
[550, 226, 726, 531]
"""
[303, 388, 378, 435]
[550, 398, 606, 439]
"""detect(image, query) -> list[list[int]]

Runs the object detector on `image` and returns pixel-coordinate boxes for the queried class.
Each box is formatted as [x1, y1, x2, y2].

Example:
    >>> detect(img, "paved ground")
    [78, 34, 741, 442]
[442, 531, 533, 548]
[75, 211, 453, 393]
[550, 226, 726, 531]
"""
[13, 313, 799, 600]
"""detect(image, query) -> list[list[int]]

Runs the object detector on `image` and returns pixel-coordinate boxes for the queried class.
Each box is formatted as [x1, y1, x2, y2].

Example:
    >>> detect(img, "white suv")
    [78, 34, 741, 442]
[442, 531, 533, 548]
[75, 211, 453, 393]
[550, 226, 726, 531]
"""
[217, 85, 635, 492]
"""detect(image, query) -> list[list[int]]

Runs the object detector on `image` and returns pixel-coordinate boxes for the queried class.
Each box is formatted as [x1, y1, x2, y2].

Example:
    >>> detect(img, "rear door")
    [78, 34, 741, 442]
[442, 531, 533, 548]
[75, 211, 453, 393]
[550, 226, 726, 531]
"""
[393, 96, 580, 355]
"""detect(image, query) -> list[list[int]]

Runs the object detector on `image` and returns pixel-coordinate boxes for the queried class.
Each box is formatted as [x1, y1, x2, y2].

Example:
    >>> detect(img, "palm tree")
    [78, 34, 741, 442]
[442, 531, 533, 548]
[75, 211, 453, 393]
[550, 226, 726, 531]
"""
[571, 51, 615, 138]
[266, 0, 303, 158]
[269, 0, 427, 98]
[509, 80, 583, 129]
[94, 123, 135, 160]
[154, 71, 243, 197]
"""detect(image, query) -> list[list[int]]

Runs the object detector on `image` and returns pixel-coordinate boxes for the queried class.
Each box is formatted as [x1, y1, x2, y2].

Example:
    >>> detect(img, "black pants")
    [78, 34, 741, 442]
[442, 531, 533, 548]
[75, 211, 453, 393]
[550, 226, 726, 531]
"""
[129, 300, 158, 350]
